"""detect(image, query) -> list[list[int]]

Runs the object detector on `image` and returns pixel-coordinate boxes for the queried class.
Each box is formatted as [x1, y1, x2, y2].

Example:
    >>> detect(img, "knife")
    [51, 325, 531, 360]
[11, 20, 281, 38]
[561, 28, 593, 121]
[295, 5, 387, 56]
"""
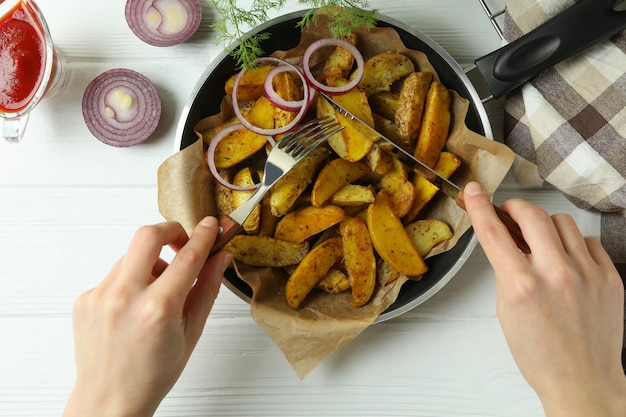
[319, 92, 530, 255]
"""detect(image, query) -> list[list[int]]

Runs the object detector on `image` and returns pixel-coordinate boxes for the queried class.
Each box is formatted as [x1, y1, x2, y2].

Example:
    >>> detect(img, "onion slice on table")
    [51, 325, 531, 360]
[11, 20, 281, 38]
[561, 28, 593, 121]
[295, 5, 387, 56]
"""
[301, 38, 364, 95]
[82, 68, 161, 147]
[125, 0, 202, 47]
[206, 122, 276, 191]
[232, 57, 310, 136]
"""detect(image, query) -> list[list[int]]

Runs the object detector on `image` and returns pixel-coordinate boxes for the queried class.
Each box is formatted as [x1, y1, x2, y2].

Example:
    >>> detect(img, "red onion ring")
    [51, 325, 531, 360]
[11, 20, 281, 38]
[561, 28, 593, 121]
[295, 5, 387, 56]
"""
[232, 57, 310, 136]
[301, 38, 364, 95]
[125, 0, 202, 47]
[263, 65, 307, 112]
[82, 68, 161, 147]
[206, 123, 275, 191]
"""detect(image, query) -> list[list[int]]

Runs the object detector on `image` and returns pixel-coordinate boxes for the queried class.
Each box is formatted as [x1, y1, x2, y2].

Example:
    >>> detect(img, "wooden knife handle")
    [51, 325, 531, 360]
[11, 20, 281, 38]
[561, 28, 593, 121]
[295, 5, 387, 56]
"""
[456, 193, 531, 255]
[209, 216, 242, 257]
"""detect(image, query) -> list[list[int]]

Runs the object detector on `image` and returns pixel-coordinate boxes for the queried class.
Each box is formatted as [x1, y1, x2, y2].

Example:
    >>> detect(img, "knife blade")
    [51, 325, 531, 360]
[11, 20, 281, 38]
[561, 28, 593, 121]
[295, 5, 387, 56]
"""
[319, 92, 530, 254]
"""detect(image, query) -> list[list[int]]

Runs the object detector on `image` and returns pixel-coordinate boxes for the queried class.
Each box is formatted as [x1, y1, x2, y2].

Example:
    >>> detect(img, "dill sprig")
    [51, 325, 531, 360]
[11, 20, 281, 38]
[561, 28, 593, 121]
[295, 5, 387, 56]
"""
[210, 0, 378, 69]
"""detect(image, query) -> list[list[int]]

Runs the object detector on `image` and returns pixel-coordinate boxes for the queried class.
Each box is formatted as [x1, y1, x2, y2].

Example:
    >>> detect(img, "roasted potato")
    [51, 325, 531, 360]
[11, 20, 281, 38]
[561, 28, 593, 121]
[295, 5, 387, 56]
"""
[322, 32, 358, 82]
[224, 64, 273, 100]
[395, 71, 433, 150]
[224, 235, 309, 267]
[328, 184, 375, 206]
[270, 146, 330, 216]
[231, 167, 260, 234]
[378, 157, 416, 218]
[362, 143, 393, 174]
[311, 158, 369, 207]
[368, 91, 399, 121]
[316, 269, 351, 294]
[285, 236, 343, 309]
[212, 127, 270, 169]
[358, 52, 415, 96]
[413, 81, 451, 168]
[274, 205, 346, 243]
[366, 191, 428, 277]
[405, 219, 453, 257]
[404, 151, 461, 222]
[340, 217, 376, 306]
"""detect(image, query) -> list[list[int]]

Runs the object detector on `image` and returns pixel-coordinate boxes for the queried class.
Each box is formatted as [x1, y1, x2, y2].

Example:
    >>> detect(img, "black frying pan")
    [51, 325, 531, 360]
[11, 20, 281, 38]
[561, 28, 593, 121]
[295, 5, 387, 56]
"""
[173, 1, 626, 321]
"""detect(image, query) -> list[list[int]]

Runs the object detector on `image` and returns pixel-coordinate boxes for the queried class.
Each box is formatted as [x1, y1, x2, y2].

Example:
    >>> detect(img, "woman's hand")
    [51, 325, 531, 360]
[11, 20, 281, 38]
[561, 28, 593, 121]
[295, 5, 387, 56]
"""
[63, 217, 232, 417]
[462, 181, 626, 417]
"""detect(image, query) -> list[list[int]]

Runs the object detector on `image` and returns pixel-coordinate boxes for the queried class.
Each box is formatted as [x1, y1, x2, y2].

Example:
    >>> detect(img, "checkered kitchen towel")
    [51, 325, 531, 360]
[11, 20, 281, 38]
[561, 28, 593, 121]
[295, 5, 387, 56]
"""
[502, 0, 626, 362]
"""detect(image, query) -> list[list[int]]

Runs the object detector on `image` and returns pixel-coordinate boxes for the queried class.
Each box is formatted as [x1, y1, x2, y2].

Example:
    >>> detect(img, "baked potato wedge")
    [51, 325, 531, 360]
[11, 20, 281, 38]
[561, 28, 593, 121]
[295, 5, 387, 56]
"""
[311, 158, 369, 207]
[358, 52, 415, 96]
[212, 127, 270, 169]
[231, 167, 260, 234]
[362, 143, 393, 174]
[285, 236, 343, 309]
[404, 151, 461, 222]
[274, 205, 346, 243]
[270, 146, 330, 216]
[366, 191, 428, 277]
[395, 71, 433, 150]
[405, 219, 454, 257]
[316, 269, 351, 294]
[328, 184, 375, 206]
[224, 235, 309, 267]
[368, 91, 399, 121]
[379, 157, 416, 218]
[322, 32, 358, 81]
[413, 81, 451, 168]
[340, 217, 376, 307]
[224, 64, 273, 101]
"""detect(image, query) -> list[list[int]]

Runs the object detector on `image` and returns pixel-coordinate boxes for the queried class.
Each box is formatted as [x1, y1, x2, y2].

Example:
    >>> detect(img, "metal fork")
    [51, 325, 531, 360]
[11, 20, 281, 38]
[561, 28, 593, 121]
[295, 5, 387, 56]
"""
[209, 117, 344, 256]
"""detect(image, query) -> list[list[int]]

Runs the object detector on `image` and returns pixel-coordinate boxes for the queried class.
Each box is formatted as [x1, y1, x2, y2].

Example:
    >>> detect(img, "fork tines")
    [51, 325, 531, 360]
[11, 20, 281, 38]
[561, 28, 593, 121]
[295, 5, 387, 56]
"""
[278, 117, 343, 157]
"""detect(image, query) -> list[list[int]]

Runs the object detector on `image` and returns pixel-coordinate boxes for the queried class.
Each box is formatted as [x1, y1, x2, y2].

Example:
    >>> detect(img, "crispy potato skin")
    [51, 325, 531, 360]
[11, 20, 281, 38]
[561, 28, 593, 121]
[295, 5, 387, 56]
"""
[311, 158, 369, 207]
[270, 147, 330, 217]
[366, 191, 428, 277]
[274, 205, 346, 244]
[340, 217, 376, 307]
[285, 237, 343, 309]
[224, 235, 309, 267]
[225, 64, 273, 101]
[413, 81, 451, 168]
[404, 151, 461, 222]
[404, 219, 453, 257]
[316, 269, 351, 294]
[232, 168, 260, 234]
[358, 52, 415, 96]
[395, 71, 433, 150]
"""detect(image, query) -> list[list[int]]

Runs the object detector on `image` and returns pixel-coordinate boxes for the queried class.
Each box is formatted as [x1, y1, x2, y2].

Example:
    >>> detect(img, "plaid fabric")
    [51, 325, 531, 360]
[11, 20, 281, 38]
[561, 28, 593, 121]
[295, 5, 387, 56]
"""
[502, 0, 626, 364]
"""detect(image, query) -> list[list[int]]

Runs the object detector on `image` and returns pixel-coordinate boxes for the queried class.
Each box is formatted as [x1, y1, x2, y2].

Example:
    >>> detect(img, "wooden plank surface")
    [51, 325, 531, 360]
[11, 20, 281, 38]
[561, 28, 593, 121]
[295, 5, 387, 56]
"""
[0, 1, 597, 416]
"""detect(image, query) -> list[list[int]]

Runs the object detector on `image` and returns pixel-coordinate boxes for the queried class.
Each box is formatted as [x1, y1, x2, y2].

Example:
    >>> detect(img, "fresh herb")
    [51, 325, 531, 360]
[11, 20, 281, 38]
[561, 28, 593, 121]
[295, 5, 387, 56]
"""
[210, 0, 378, 69]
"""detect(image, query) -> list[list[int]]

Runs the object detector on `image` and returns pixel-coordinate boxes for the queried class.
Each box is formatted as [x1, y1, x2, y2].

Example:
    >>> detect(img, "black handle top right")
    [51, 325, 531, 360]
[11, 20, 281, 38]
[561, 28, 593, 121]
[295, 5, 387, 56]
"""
[475, 0, 626, 100]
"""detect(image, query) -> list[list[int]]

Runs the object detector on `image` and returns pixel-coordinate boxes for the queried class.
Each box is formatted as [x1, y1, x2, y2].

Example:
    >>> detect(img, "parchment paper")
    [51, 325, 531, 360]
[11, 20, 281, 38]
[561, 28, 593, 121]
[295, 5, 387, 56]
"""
[157, 14, 515, 379]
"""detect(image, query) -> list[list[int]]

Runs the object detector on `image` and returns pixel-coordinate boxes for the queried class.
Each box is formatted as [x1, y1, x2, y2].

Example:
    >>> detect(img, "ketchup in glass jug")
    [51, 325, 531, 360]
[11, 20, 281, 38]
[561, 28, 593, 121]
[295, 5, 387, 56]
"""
[0, 0, 45, 113]
[0, 0, 64, 143]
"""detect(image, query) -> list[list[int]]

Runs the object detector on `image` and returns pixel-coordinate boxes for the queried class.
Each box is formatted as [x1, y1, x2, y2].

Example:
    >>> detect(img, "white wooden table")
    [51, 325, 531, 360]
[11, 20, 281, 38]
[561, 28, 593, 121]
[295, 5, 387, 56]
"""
[0, 1, 601, 416]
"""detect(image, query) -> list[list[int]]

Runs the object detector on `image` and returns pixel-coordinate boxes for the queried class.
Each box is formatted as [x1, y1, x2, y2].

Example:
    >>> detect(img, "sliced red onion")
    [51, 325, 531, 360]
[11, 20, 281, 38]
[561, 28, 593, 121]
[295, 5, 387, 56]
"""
[82, 68, 161, 147]
[206, 123, 275, 191]
[263, 65, 307, 112]
[232, 57, 309, 136]
[125, 0, 202, 47]
[301, 38, 364, 95]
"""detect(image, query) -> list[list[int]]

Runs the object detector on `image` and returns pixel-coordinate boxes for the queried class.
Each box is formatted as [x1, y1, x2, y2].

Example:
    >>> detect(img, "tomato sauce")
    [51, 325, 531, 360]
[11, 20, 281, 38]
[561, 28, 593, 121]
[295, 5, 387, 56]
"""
[0, 1, 46, 113]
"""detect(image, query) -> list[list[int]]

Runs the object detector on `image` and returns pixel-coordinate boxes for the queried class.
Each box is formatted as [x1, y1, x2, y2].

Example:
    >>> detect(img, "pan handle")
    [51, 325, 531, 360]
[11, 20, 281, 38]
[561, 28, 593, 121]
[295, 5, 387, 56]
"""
[474, 0, 626, 100]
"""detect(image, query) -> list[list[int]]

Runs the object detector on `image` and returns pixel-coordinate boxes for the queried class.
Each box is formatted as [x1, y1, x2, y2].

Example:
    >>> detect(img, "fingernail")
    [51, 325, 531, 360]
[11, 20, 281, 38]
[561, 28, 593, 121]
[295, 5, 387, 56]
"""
[463, 181, 484, 196]
[199, 216, 217, 228]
